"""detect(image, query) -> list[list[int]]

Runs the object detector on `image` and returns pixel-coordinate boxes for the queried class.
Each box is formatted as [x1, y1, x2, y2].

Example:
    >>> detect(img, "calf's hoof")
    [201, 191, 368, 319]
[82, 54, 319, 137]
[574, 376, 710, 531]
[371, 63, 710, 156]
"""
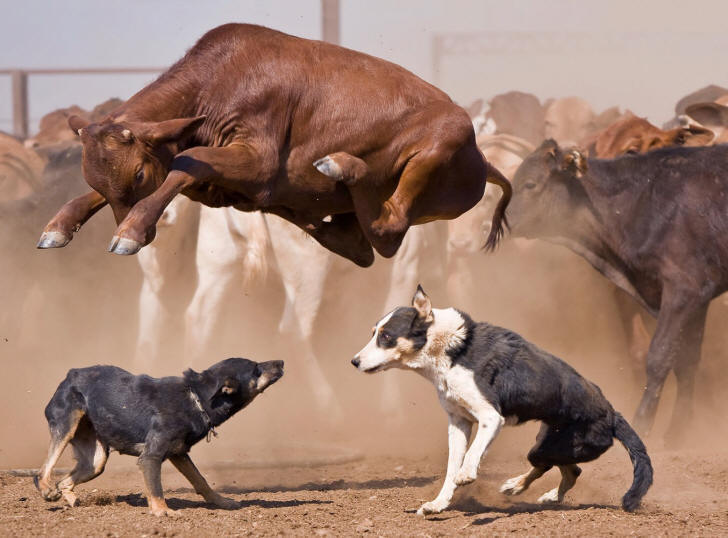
[314, 155, 344, 181]
[108, 236, 142, 255]
[37, 230, 71, 249]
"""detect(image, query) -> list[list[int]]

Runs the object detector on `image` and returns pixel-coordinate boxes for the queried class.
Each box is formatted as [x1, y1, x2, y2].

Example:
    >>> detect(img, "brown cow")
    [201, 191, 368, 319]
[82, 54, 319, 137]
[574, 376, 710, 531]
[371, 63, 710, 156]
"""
[585, 113, 714, 158]
[37, 24, 510, 266]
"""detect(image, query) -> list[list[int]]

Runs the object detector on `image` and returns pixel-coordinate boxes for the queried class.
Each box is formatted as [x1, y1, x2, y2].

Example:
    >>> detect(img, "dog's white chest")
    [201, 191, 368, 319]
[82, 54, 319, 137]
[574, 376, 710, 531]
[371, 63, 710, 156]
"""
[436, 364, 496, 421]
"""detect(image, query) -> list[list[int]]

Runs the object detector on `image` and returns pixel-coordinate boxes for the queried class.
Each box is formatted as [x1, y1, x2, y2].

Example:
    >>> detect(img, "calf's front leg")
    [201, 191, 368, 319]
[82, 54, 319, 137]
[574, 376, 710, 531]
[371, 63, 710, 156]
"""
[37, 190, 107, 248]
[417, 414, 471, 516]
[109, 144, 270, 255]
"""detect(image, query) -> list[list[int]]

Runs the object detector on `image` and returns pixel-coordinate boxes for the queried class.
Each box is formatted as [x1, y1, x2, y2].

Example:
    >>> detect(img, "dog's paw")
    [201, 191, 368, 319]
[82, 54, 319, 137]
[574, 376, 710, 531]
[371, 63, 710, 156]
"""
[416, 499, 447, 516]
[210, 495, 240, 510]
[61, 490, 79, 507]
[536, 488, 560, 504]
[454, 467, 477, 486]
[150, 507, 179, 517]
[500, 476, 526, 496]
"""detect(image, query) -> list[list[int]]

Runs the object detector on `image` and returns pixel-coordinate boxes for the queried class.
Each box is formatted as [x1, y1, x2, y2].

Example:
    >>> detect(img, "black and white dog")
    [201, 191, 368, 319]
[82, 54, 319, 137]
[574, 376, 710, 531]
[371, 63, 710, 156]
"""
[35, 358, 284, 516]
[351, 286, 652, 515]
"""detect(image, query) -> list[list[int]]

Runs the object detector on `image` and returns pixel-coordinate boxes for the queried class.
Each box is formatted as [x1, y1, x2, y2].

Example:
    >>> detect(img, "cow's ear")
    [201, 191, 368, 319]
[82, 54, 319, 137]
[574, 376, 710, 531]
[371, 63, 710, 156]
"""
[68, 115, 90, 135]
[563, 149, 587, 178]
[412, 284, 433, 322]
[138, 116, 207, 145]
[673, 124, 715, 146]
[685, 102, 728, 129]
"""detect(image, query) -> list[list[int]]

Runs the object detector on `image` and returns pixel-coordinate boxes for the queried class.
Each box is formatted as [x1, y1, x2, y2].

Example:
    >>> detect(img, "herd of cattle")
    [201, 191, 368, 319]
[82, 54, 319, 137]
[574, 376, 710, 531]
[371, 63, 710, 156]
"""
[4, 81, 728, 441]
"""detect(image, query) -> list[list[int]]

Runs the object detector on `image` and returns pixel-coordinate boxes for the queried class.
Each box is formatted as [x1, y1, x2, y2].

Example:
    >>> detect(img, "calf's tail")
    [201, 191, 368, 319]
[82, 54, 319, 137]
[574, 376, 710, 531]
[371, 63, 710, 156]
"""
[483, 161, 512, 251]
[614, 412, 653, 511]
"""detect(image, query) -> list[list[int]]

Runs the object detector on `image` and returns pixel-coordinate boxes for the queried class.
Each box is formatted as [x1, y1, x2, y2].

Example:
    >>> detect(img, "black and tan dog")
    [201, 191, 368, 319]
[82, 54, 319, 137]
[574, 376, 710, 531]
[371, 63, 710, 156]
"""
[35, 358, 283, 516]
[352, 286, 652, 515]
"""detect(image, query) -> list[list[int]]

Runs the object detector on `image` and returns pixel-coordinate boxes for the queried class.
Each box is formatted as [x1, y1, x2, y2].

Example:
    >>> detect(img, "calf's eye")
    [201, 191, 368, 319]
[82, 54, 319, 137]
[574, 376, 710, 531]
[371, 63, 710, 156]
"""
[524, 181, 537, 190]
[135, 169, 145, 184]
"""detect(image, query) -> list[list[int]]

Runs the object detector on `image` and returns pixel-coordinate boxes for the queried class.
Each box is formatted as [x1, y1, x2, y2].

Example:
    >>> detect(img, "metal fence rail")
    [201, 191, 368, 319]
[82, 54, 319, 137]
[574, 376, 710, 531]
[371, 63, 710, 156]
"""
[0, 68, 165, 139]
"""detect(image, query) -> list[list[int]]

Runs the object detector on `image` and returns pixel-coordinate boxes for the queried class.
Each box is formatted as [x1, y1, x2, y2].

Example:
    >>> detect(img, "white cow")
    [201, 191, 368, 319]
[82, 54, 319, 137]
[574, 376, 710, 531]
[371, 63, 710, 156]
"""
[135, 201, 447, 416]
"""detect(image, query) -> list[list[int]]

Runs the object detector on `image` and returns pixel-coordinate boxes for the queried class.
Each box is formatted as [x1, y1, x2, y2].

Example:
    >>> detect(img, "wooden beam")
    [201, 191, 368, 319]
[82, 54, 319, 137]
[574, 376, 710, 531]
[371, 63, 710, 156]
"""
[322, 0, 340, 45]
[11, 70, 28, 139]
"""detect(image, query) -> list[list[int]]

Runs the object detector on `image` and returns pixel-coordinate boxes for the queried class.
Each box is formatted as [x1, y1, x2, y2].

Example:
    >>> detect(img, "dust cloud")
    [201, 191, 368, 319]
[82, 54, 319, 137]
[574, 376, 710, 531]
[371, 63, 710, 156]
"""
[1, 202, 727, 473]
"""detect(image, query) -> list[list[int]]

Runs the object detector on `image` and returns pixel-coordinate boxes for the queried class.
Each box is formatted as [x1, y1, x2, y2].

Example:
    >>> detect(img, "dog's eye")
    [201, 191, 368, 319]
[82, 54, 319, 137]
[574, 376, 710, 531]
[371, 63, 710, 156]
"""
[380, 332, 392, 342]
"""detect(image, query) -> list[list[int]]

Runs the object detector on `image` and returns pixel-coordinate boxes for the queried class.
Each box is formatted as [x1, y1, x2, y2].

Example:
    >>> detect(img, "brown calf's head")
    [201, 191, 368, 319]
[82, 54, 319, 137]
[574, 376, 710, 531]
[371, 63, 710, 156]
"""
[593, 115, 714, 158]
[508, 139, 588, 240]
[67, 114, 205, 224]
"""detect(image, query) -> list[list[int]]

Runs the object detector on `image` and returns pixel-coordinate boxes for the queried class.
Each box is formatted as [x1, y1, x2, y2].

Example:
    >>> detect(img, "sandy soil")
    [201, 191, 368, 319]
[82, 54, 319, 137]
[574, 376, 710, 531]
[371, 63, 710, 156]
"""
[3, 444, 728, 537]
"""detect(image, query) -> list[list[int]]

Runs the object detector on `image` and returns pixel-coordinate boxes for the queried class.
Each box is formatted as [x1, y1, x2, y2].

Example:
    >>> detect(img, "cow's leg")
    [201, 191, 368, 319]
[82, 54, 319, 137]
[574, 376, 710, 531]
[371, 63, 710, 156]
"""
[169, 454, 238, 509]
[417, 414, 472, 516]
[665, 304, 708, 446]
[264, 208, 374, 267]
[612, 288, 652, 380]
[349, 140, 487, 259]
[109, 144, 274, 255]
[632, 290, 710, 436]
[378, 227, 424, 416]
[314, 152, 369, 186]
[184, 211, 240, 365]
[38, 191, 107, 248]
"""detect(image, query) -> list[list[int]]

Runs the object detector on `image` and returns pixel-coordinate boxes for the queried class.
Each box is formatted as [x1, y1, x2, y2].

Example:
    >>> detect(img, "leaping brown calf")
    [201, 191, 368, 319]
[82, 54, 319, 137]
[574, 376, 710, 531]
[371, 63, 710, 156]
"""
[37, 23, 511, 266]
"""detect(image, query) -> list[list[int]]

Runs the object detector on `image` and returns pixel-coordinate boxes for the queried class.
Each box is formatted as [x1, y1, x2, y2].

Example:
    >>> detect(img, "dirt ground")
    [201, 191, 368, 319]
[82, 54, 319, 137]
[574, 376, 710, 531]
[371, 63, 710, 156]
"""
[2, 443, 728, 537]
[3, 215, 728, 536]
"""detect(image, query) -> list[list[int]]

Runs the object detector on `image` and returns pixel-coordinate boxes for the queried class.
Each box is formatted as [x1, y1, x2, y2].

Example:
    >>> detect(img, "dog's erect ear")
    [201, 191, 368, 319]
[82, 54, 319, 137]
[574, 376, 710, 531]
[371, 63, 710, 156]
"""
[412, 284, 433, 322]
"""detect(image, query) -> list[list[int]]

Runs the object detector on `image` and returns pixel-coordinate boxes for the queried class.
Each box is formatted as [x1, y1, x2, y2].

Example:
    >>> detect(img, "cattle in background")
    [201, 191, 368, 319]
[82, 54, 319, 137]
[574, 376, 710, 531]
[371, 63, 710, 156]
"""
[584, 113, 714, 158]
[447, 134, 534, 310]
[132, 200, 447, 416]
[38, 23, 510, 267]
[0, 132, 45, 201]
[480, 91, 545, 147]
[684, 95, 728, 145]
[674, 84, 728, 117]
[508, 140, 728, 441]
[543, 97, 597, 146]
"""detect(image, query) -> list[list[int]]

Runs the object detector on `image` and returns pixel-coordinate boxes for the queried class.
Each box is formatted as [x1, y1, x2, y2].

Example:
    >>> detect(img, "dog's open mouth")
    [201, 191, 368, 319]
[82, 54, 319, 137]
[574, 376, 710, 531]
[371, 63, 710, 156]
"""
[363, 364, 386, 374]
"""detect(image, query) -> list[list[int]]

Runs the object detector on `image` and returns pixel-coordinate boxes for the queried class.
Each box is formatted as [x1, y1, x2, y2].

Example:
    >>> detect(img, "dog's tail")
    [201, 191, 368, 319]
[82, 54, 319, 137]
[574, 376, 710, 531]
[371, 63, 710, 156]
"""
[613, 412, 653, 511]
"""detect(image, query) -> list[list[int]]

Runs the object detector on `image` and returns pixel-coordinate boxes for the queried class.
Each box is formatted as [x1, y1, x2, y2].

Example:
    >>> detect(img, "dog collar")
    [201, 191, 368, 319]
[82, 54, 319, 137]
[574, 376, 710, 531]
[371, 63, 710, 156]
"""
[188, 388, 218, 443]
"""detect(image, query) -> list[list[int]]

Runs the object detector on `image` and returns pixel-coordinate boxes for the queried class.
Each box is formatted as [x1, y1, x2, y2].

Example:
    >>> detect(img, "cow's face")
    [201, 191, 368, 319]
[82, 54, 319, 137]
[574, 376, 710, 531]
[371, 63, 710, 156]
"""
[67, 115, 205, 225]
[508, 139, 587, 240]
[594, 116, 714, 158]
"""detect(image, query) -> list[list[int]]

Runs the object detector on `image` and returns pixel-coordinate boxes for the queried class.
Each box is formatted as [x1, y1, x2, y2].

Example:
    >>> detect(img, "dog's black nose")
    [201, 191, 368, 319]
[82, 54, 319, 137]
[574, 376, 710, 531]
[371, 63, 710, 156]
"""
[351, 357, 360, 368]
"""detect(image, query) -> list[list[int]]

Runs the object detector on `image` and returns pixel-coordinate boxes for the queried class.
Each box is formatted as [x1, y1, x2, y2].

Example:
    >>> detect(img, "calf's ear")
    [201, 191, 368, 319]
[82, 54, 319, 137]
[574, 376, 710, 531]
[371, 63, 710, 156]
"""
[563, 149, 587, 178]
[68, 115, 90, 135]
[137, 116, 207, 145]
[412, 284, 433, 322]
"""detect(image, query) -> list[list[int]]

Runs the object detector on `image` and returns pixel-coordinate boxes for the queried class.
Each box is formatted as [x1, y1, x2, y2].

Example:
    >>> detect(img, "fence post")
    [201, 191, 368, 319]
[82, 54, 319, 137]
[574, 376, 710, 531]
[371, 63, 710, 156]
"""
[322, 0, 340, 45]
[11, 70, 29, 139]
